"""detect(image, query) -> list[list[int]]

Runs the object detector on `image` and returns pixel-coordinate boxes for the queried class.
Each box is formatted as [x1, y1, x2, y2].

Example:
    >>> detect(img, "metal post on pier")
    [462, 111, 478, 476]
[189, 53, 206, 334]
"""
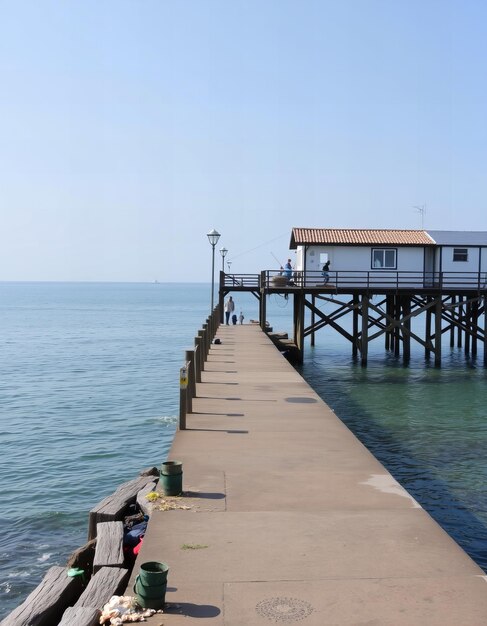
[218, 273, 225, 324]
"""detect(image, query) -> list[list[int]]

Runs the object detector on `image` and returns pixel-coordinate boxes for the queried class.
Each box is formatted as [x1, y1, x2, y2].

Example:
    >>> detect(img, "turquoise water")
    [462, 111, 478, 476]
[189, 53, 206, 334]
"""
[1, 284, 486, 617]
[301, 349, 487, 571]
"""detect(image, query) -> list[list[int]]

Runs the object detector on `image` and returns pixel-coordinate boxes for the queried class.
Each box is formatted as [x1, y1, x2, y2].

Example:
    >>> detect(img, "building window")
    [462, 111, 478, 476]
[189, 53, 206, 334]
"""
[453, 248, 468, 262]
[372, 248, 397, 269]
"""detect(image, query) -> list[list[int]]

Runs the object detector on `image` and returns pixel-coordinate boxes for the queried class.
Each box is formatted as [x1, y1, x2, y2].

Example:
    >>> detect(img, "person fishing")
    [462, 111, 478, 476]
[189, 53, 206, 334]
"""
[284, 259, 293, 283]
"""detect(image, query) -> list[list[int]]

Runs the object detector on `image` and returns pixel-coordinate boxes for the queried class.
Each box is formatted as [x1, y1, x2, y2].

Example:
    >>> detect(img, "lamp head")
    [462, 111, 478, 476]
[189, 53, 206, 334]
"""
[207, 229, 221, 247]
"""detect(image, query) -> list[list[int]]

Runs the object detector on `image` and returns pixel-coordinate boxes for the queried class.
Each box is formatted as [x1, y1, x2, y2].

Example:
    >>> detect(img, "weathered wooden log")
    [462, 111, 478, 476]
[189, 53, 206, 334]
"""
[1, 566, 81, 626]
[88, 475, 155, 540]
[92, 521, 124, 574]
[136, 479, 158, 516]
[58, 606, 100, 626]
[139, 466, 159, 477]
[74, 566, 129, 609]
[67, 537, 97, 572]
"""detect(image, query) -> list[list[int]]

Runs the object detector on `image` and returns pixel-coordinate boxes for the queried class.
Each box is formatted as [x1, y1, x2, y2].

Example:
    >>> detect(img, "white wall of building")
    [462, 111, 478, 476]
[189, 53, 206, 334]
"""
[299, 245, 425, 272]
[440, 246, 479, 272]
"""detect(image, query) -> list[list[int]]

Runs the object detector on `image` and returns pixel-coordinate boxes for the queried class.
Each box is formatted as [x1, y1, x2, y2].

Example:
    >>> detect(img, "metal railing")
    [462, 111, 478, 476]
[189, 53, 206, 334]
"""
[264, 270, 487, 291]
[222, 273, 260, 288]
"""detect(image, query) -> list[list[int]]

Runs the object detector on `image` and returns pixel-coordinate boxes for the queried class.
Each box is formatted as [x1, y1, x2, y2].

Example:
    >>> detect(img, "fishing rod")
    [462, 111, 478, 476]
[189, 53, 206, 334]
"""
[270, 251, 283, 268]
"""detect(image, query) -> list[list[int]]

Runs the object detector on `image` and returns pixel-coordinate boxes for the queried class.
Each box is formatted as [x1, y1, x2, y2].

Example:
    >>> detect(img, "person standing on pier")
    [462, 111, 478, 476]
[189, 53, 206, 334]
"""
[322, 260, 330, 284]
[284, 259, 293, 283]
[224, 296, 235, 325]
[239, 311, 244, 324]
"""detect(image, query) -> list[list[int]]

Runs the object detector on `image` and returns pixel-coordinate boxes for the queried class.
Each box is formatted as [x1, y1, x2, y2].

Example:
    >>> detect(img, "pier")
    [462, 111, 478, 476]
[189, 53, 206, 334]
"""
[128, 322, 487, 625]
[219, 271, 487, 366]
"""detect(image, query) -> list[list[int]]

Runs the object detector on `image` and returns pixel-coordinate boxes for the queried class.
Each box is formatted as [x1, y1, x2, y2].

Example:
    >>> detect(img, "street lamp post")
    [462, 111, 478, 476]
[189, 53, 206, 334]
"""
[207, 229, 221, 313]
[220, 247, 228, 272]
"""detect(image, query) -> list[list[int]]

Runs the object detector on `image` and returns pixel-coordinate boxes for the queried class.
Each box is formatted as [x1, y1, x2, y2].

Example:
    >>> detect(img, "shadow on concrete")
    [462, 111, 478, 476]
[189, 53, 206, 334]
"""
[184, 491, 225, 500]
[166, 603, 221, 618]
[186, 428, 248, 434]
[208, 359, 236, 363]
[192, 411, 237, 416]
[285, 396, 318, 403]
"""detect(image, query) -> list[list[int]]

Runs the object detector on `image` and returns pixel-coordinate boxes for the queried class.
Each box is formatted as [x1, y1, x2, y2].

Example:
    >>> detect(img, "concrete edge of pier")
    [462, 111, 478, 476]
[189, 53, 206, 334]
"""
[128, 324, 487, 625]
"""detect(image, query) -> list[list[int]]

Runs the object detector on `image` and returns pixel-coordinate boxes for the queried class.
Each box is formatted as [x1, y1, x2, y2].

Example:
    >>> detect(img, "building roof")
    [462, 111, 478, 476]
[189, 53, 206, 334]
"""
[290, 228, 435, 249]
[426, 230, 487, 246]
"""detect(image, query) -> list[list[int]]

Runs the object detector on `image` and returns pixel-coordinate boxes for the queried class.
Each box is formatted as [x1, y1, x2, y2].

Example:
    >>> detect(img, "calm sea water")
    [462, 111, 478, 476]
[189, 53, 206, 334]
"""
[1, 283, 486, 617]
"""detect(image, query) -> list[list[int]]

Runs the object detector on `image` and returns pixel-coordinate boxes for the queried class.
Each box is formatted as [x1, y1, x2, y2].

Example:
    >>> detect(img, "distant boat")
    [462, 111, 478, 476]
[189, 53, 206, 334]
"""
[154, 280, 159, 284]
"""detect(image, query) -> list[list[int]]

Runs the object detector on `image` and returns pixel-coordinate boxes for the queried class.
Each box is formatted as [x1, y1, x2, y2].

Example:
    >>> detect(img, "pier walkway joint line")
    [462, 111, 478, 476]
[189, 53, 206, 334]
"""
[128, 325, 487, 625]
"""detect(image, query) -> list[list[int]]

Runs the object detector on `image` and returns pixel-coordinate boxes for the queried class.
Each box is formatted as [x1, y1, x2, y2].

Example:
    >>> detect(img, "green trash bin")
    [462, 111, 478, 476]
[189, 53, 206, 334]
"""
[160, 461, 183, 496]
[133, 561, 169, 609]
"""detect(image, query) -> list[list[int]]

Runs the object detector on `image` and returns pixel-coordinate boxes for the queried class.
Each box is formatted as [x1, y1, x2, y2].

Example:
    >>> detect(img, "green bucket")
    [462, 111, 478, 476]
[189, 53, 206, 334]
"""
[139, 561, 169, 585]
[133, 562, 169, 610]
[160, 461, 183, 496]
[134, 579, 167, 609]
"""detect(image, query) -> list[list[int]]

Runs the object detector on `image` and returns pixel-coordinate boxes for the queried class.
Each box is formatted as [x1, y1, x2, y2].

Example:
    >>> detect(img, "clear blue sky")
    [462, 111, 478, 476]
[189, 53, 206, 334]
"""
[1, 0, 486, 282]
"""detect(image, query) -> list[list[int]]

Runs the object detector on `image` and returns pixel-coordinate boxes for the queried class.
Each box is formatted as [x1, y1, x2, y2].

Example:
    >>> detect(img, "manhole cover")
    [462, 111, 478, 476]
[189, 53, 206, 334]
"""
[255, 597, 314, 623]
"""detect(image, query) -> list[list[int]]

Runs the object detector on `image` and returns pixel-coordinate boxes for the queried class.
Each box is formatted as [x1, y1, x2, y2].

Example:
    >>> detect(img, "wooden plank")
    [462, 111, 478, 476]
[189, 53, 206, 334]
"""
[75, 567, 129, 609]
[88, 475, 155, 540]
[136, 479, 158, 516]
[1, 566, 81, 626]
[58, 606, 100, 626]
[92, 521, 124, 574]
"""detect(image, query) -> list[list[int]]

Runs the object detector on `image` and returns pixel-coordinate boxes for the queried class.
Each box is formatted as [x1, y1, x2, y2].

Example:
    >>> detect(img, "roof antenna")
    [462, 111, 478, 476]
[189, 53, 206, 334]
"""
[413, 204, 426, 229]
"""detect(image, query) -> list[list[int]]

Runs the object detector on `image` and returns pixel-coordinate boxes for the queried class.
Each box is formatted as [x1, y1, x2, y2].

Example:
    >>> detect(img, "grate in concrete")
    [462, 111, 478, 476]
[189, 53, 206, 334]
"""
[255, 597, 314, 622]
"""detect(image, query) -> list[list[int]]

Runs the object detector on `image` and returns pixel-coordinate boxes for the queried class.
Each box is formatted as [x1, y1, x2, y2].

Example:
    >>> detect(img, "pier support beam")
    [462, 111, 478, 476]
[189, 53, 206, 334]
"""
[259, 273, 267, 331]
[484, 296, 487, 366]
[394, 295, 400, 357]
[297, 289, 485, 369]
[425, 296, 432, 360]
[435, 297, 442, 367]
[385, 296, 392, 351]
[472, 300, 479, 357]
[450, 296, 456, 347]
[457, 296, 463, 348]
[293, 293, 305, 364]
[352, 295, 359, 357]
[361, 295, 369, 366]
[402, 296, 411, 363]
[310, 295, 316, 347]
[465, 301, 471, 355]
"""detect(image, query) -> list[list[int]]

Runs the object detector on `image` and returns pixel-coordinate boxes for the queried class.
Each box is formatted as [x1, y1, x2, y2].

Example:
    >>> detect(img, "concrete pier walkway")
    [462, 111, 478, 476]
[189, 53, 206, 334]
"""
[128, 324, 487, 625]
